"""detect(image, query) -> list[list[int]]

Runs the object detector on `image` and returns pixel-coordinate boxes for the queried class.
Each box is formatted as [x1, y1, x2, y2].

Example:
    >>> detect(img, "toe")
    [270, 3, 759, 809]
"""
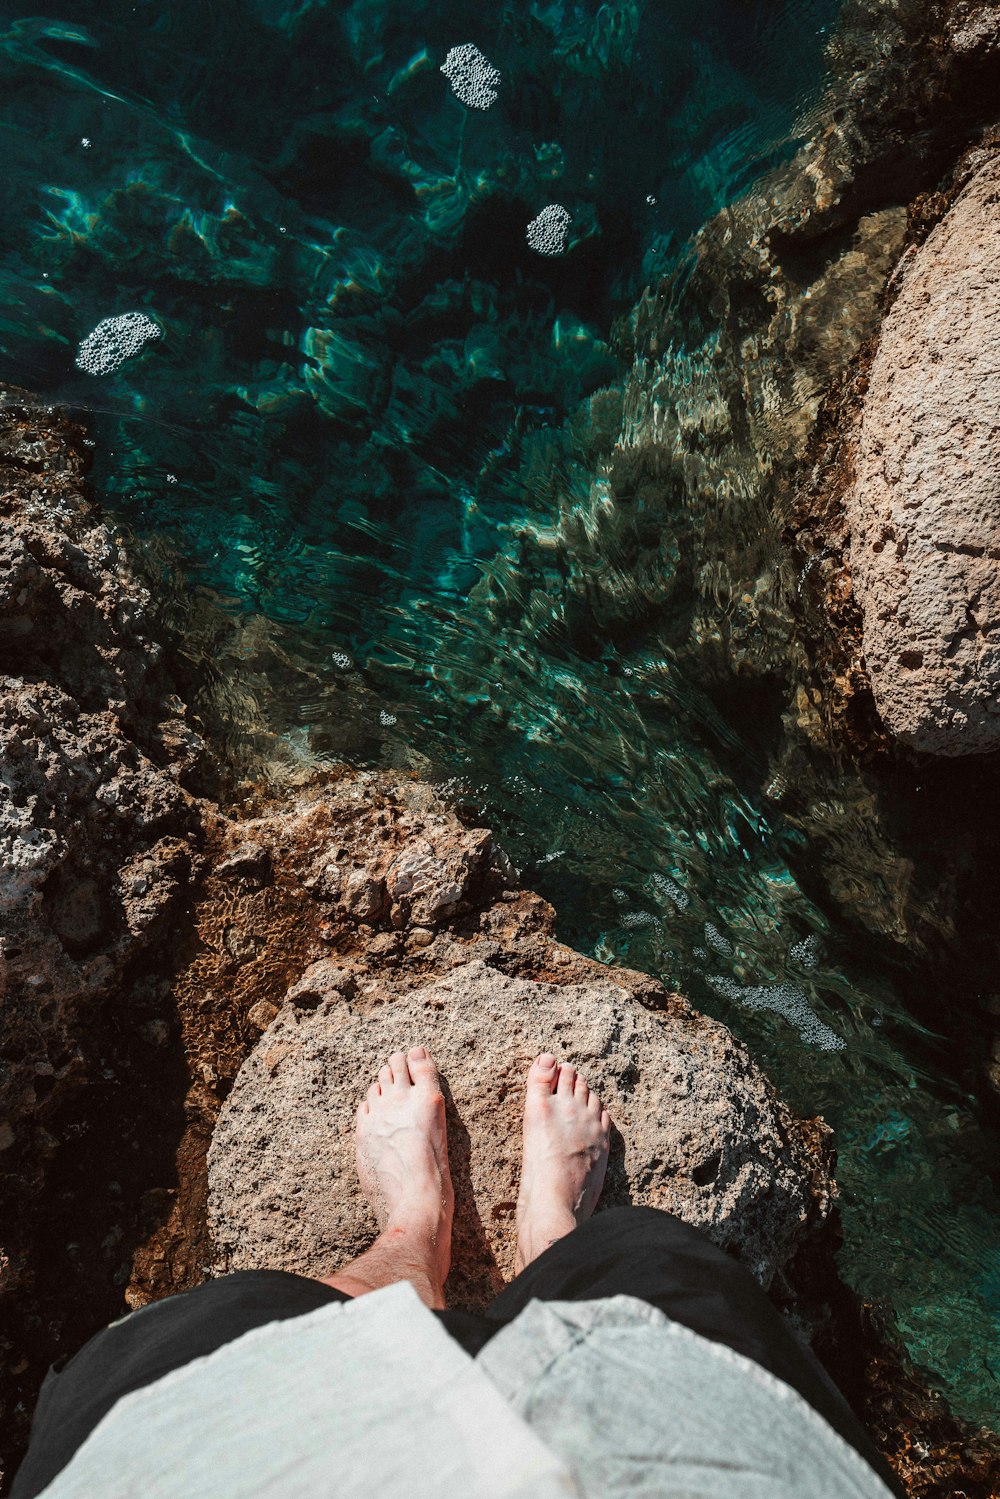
[556, 1062, 576, 1097]
[367, 1082, 381, 1108]
[574, 1071, 590, 1103]
[600, 1108, 612, 1134]
[528, 1054, 559, 1093]
[388, 1050, 411, 1086]
[357, 1099, 370, 1118]
[378, 1064, 393, 1093]
[407, 1046, 440, 1089]
[587, 1089, 602, 1114]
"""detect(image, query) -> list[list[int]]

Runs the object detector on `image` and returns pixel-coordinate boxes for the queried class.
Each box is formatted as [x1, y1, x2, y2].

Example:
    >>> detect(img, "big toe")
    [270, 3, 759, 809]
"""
[527, 1053, 559, 1094]
[407, 1045, 440, 1089]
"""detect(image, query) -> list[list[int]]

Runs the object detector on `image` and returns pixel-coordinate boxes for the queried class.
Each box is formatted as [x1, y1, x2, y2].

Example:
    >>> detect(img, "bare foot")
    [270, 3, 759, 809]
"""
[515, 1054, 611, 1272]
[351, 1046, 453, 1301]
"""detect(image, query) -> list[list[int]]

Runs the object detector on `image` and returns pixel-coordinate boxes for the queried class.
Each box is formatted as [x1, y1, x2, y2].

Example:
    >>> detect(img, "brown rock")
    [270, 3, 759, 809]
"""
[246, 1000, 280, 1032]
[0, 390, 203, 1258]
[847, 146, 1000, 754]
[208, 961, 831, 1305]
[285, 959, 355, 1006]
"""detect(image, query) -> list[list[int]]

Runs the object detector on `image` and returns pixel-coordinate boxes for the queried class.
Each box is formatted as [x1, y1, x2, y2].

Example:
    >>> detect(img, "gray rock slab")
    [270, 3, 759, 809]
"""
[208, 961, 823, 1306]
[848, 147, 1000, 753]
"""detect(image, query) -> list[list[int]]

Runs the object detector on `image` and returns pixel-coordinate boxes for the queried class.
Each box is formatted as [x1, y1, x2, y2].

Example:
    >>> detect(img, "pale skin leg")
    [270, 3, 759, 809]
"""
[322, 1046, 454, 1310]
[514, 1053, 611, 1273]
[323, 1047, 611, 1307]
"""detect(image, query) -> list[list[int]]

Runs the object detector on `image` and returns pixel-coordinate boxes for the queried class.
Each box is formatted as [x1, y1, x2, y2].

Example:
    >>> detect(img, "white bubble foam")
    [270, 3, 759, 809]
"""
[789, 933, 821, 969]
[707, 975, 845, 1052]
[704, 921, 733, 958]
[440, 44, 500, 109]
[651, 872, 690, 910]
[75, 312, 161, 376]
[379, 710, 397, 726]
[621, 910, 659, 929]
[331, 651, 352, 669]
[526, 204, 571, 257]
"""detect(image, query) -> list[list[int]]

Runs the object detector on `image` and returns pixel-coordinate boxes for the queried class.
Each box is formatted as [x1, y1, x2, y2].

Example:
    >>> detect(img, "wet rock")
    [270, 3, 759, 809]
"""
[847, 145, 1000, 754]
[208, 960, 832, 1304]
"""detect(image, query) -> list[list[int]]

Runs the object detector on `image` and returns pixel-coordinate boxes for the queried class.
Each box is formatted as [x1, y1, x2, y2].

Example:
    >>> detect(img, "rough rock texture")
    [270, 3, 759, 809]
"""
[0, 388, 204, 1192]
[0, 390, 207, 1477]
[209, 960, 824, 1301]
[846, 145, 1000, 754]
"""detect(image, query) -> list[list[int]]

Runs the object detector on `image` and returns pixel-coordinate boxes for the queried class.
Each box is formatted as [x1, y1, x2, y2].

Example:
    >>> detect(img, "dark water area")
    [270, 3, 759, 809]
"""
[3, 0, 1000, 1428]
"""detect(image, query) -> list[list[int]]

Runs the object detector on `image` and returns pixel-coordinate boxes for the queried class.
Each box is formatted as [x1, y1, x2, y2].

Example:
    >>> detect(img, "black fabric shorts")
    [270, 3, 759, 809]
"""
[12, 1206, 902, 1497]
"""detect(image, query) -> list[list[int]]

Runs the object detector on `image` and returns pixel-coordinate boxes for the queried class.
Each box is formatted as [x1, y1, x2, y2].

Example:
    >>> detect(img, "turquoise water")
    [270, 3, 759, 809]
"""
[3, 0, 1000, 1427]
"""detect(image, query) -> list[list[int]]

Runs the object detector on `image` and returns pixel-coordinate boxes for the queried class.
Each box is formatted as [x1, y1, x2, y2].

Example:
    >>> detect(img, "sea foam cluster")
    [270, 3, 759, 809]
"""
[440, 44, 501, 109]
[707, 975, 845, 1052]
[651, 871, 690, 910]
[526, 204, 571, 257]
[789, 933, 821, 969]
[703, 921, 733, 957]
[75, 312, 161, 375]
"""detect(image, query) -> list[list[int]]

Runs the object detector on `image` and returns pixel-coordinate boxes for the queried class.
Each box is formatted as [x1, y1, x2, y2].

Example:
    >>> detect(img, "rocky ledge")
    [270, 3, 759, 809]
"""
[0, 391, 833, 1483]
[205, 793, 830, 1303]
[0, 391, 206, 1317]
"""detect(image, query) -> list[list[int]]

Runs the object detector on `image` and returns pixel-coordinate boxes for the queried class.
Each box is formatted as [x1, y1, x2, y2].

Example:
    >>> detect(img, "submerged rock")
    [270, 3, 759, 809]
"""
[209, 958, 828, 1301]
[847, 144, 1000, 754]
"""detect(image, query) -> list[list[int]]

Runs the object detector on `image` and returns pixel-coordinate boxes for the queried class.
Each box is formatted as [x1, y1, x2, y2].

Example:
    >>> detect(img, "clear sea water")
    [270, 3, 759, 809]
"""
[3, 0, 1000, 1428]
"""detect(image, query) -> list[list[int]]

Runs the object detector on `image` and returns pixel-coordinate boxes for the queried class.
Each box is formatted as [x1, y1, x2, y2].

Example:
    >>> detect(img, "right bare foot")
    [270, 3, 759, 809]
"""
[515, 1054, 611, 1272]
[355, 1047, 454, 1295]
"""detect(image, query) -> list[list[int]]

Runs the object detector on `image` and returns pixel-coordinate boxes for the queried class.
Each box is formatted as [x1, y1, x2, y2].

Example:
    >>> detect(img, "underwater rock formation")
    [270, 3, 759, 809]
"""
[209, 954, 829, 1302]
[846, 143, 1000, 755]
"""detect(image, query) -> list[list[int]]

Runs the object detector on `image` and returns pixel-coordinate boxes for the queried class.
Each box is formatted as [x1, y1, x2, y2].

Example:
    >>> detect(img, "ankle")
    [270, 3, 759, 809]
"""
[515, 1203, 576, 1271]
[382, 1219, 451, 1289]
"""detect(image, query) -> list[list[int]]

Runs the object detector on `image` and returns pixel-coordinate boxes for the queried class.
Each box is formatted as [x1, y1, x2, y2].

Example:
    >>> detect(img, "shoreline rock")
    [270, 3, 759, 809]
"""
[845, 141, 1000, 755]
[208, 882, 831, 1303]
[0, 390, 206, 1306]
[0, 393, 837, 1482]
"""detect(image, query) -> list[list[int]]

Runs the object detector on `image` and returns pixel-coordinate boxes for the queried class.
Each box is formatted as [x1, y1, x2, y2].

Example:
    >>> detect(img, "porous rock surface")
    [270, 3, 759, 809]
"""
[847, 145, 1000, 754]
[209, 957, 829, 1303]
[0, 389, 204, 1297]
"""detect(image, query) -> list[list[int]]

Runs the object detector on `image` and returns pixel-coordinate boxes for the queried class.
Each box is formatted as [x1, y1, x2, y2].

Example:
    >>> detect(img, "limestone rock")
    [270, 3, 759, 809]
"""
[208, 960, 830, 1304]
[0, 389, 204, 1300]
[847, 147, 1000, 754]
